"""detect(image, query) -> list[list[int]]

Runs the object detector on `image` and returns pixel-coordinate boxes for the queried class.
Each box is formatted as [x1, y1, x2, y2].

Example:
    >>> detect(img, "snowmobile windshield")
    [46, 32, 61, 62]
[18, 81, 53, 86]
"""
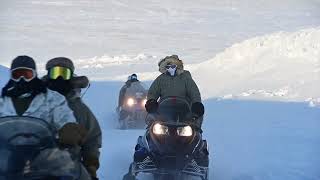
[0, 116, 55, 176]
[125, 81, 148, 99]
[157, 97, 192, 125]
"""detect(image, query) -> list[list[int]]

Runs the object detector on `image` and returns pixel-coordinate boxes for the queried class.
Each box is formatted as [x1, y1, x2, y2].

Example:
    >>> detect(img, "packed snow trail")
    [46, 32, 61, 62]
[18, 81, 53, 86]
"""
[84, 81, 320, 180]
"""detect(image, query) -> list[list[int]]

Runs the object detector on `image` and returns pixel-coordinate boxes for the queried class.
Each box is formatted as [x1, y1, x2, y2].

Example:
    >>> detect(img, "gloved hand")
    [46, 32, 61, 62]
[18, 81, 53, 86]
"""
[58, 123, 87, 146]
[145, 99, 158, 113]
[83, 154, 100, 178]
[191, 102, 205, 117]
[86, 166, 98, 180]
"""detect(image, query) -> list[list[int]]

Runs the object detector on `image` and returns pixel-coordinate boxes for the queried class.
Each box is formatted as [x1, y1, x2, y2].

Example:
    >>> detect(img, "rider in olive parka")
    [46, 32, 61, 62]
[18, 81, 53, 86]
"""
[145, 55, 205, 127]
[44, 57, 102, 180]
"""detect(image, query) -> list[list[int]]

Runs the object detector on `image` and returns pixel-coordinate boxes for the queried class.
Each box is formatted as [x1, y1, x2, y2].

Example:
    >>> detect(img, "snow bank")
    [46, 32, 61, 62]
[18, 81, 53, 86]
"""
[193, 27, 320, 103]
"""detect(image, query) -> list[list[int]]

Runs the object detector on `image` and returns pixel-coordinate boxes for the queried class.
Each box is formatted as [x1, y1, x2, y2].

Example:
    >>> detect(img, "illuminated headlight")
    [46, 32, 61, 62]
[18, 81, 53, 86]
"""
[177, 126, 193, 137]
[152, 123, 168, 135]
[127, 98, 135, 106]
[142, 99, 147, 106]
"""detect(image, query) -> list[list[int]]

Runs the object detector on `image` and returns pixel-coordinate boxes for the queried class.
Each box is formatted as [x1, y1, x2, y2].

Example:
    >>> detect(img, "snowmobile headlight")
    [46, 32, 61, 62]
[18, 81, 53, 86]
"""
[127, 98, 135, 106]
[142, 99, 147, 107]
[177, 125, 193, 137]
[152, 123, 168, 135]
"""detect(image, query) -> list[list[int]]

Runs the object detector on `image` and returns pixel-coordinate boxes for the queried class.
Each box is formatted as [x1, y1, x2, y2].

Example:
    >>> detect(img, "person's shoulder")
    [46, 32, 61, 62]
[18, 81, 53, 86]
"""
[152, 73, 167, 83]
[157, 73, 168, 79]
[44, 89, 68, 105]
[182, 70, 191, 75]
[180, 70, 192, 78]
[46, 88, 64, 97]
[68, 96, 90, 111]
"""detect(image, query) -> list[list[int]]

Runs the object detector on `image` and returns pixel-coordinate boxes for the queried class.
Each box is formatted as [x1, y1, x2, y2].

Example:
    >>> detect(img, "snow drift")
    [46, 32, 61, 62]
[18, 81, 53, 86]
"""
[72, 28, 320, 104]
[192, 27, 320, 102]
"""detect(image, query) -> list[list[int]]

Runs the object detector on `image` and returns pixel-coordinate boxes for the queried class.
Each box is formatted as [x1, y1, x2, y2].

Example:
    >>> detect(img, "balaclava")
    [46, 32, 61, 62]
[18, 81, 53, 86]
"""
[46, 57, 74, 96]
[167, 64, 177, 76]
[1, 55, 47, 98]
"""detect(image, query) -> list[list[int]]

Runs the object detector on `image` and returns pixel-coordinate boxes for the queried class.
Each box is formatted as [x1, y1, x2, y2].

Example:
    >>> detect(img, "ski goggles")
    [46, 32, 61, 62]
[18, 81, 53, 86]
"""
[48, 66, 72, 80]
[165, 64, 177, 69]
[11, 67, 36, 82]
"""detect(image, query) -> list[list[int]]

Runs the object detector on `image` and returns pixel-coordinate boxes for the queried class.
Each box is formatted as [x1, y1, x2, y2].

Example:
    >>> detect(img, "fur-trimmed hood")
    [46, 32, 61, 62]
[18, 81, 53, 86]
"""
[158, 55, 184, 75]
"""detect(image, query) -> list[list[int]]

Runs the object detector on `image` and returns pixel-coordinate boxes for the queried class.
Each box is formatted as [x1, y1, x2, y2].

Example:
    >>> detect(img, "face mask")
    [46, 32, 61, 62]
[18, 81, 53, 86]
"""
[167, 67, 177, 76]
[2, 78, 46, 98]
[47, 77, 72, 95]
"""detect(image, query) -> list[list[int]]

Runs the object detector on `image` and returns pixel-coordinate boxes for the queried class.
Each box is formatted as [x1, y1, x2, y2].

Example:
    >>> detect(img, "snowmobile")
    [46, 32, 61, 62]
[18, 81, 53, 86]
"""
[123, 97, 209, 180]
[118, 81, 148, 129]
[0, 116, 83, 180]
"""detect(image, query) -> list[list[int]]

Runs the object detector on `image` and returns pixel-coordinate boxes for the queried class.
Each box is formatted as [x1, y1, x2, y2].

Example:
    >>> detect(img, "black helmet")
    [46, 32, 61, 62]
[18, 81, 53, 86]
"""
[130, 74, 138, 80]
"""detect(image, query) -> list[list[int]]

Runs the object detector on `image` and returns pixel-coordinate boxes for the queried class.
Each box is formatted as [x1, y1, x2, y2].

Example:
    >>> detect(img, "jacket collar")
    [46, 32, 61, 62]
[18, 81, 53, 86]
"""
[23, 92, 46, 115]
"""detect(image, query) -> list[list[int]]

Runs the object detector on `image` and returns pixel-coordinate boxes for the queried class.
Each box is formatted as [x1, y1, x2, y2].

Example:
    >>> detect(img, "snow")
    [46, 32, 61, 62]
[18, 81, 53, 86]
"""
[83, 81, 320, 180]
[193, 28, 320, 103]
[79, 28, 320, 105]
[80, 28, 320, 179]
[0, 65, 9, 88]
[1, 0, 319, 66]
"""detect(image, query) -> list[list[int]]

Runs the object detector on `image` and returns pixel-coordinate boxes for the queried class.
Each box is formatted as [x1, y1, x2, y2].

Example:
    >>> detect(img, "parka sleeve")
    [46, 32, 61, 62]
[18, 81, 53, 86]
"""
[118, 85, 127, 107]
[81, 102, 102, 163]
[147, 76, 161, 101]
[185, 71, 202, 103]
[52, 96, 77, 130]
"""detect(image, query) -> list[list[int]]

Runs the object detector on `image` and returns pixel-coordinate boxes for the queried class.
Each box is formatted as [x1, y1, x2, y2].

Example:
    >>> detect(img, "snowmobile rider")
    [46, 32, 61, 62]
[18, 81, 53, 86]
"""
[0, 55, 87, 154]
[117, 73, 140, 109]
[145, 55, 205, 127]
[44, 57, 102, 180]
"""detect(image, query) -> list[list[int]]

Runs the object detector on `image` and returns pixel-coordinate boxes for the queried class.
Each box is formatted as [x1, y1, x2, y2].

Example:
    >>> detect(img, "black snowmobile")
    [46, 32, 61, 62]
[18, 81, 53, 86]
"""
[0, 116, 83, 180]
[118, 81, 148, 129]
[123, 97, 209, 180]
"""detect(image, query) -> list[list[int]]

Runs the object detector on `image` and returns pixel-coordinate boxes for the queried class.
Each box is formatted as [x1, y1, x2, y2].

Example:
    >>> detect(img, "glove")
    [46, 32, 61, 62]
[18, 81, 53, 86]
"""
[191, 102, 205, 117]
[86, 166, 98, 179]
[58, 123, 87, 146]
[145, 99, 158, 113]
[83, 154, 100, 178]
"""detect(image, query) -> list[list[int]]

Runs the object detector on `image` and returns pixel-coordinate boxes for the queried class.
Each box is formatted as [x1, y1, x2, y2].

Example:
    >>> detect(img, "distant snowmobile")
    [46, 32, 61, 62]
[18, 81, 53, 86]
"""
[117, 81, 148, 129]
[123, 97, 209, 180]
[0, 116, 82, 180]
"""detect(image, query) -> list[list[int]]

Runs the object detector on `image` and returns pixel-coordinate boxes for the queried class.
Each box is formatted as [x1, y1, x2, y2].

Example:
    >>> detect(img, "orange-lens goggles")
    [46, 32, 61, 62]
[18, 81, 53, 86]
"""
[11, 68, 35, 82]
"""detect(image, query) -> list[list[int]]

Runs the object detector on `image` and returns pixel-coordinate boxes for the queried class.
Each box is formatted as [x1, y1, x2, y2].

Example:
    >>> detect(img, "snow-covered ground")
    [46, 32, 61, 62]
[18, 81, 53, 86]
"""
[1, 0, 320, 66]
[1, 0, 320, 180]
[83, 81, 320, 180]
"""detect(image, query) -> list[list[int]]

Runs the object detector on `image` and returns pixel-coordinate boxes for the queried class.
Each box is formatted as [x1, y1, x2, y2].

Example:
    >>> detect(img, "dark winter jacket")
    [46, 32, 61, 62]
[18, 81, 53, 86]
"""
[148, 57, 202, 105]
[65, 90, 102, 177]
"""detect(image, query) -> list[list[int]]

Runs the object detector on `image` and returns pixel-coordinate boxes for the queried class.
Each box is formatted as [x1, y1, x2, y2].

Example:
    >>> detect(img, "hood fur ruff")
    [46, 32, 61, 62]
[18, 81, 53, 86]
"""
[158, 56, 184, 75]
